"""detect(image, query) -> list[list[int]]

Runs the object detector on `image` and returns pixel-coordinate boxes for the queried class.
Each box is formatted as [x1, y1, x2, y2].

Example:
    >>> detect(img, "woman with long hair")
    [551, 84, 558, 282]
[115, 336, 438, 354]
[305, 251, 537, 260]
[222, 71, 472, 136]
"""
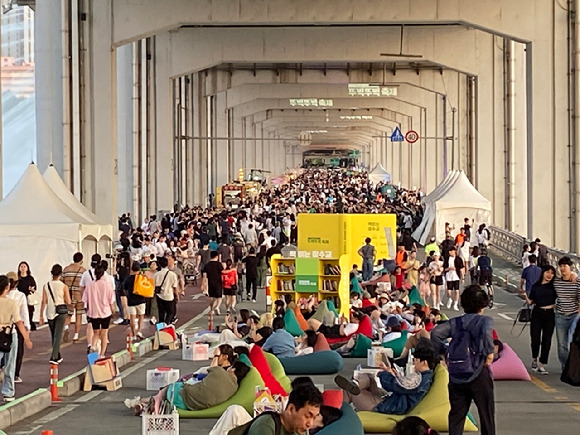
[221, 259, 238, 313]
[39, 265, 71, 364]
[520, 265, 557, 374]
[16, 261, 37, 331]
[82, 264, 116, 357]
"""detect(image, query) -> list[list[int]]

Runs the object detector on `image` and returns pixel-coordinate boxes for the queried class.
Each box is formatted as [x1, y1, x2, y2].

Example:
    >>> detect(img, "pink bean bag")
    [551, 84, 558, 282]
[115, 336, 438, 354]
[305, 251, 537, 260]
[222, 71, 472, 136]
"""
[490, 343, 531, 381]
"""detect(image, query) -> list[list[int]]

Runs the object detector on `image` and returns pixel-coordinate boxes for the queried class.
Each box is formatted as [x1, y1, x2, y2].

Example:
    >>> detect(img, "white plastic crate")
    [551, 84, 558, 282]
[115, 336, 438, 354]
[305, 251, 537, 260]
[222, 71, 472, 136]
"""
[181, 343, 209, 361]
[146, 368, 180, 391]
[142, 410, 179, 435]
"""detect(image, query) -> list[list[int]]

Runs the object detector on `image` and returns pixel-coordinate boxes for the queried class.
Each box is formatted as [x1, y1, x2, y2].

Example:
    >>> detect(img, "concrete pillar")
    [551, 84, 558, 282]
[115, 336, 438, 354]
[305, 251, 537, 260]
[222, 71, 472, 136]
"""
[192, 72, 208, 206]
[116, 43, 134, 216]
[215, 91, 229, 187]
[86, 0, 117, 224]
[35, 0, 64, 174]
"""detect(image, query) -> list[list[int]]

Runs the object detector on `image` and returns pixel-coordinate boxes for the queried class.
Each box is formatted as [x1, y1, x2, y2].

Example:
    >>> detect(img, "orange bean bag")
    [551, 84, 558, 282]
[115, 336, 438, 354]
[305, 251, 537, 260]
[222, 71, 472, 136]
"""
[294, 305, 309, 331]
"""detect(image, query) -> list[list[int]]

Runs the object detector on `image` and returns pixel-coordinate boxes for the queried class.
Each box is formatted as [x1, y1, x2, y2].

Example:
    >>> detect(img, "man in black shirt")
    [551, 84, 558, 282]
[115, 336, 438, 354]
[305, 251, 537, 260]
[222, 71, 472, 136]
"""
[243, 247, 259, 302]
[123, 262, 146, 340]
[202, 251, 224, 315]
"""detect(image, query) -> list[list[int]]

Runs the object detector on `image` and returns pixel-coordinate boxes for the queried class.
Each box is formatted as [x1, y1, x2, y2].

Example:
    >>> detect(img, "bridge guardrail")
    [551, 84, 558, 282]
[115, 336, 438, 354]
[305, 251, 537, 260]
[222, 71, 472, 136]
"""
[488, 225, 580, 271]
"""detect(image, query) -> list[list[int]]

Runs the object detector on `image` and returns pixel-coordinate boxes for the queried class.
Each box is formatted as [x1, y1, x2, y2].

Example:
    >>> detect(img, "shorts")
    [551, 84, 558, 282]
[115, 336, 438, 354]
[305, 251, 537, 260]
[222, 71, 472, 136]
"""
[447, 280, 460, 291]
[223, 285, 236, 296]
[90, 316, 112, 330]
[430, 275, 443, 286]
[67, 290, 86, 315]
[208, 287, 223, 299]
[127, 304, 146, 316]
[479, 272, 493, 286]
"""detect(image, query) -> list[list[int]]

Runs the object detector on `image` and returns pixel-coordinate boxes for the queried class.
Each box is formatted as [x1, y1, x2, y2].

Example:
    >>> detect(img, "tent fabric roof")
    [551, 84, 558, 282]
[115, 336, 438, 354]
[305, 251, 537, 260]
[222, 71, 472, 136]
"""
[436, 171, 491, 210]
[0, 163, 113, 241]
[43, 164, 104, 224]
[369, 163, 389, 175]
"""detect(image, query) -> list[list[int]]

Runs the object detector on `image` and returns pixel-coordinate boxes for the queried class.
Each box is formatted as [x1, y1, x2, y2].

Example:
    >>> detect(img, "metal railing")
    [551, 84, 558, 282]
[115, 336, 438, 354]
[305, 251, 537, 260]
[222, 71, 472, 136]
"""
[489, 225, 580, 270]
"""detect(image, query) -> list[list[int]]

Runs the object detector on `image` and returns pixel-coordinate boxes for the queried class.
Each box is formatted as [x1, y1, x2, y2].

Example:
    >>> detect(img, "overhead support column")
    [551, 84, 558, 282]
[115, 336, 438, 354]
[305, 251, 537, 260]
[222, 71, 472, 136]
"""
[215, 92, 229, 187]
[192, 72, 208, 206]
[117, 43, 134, 217]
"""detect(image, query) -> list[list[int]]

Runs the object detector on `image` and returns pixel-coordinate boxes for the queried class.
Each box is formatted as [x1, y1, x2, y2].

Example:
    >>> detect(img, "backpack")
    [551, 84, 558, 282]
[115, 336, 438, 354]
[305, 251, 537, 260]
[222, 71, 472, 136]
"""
[477, 256, 492, 273]
[228, 411, 281, 435]
[446, 316, 484, 382]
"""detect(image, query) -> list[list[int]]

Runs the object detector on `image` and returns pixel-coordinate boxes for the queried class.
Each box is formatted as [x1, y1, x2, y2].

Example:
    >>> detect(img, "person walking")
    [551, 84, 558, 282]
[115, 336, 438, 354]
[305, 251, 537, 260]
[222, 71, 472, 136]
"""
[444, 247, 465, 311]
[519, 254, 541, 296]
[520, 265, 557, 374]
[6, 272, 28, 383]
[535, 238, 549, 267]
[202, 251, 224, 315]
[222, 259, 239, 313]
[16, 261, 37, 331]
[358, 237, 376, 281]
[243, 247, 259, 303]
[0, 275, 33, 402]
[79, 254, 102, 351]
[154, 257, 179, 325]
[39, 265, 71, 364]
[431, 285, 495, 435]
[123, 262, 146, 340]
[82, 264, 116, 358]
[553, 256, 580, 370]
[62, 252, 87, 340]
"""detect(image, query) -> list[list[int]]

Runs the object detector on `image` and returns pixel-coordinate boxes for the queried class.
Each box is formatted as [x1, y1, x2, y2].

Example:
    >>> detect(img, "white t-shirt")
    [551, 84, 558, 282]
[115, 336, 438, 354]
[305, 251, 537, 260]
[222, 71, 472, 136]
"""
[79, 268, 96, 288]
[7, 289, 29, 329]
[445, 257, 460, 282]
[154, 269, 178, 301]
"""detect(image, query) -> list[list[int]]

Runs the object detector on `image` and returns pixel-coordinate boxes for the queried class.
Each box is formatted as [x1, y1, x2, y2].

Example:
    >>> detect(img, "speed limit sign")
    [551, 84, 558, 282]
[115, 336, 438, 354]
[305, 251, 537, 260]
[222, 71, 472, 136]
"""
[405, 130, 419, 143]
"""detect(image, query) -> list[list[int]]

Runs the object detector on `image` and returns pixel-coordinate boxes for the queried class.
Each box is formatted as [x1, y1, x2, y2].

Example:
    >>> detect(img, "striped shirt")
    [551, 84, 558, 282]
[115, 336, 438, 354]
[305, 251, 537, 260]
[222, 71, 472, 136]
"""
[553, 278, 580, 315]
[62, 263, 86, 292]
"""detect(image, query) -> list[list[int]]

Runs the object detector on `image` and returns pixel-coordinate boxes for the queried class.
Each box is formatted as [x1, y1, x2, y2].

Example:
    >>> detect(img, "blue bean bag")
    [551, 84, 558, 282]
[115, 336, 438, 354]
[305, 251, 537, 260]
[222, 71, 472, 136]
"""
[284, 309, 304, 337]
[317, 402, 364, 435]
[279, 350, 344, 375]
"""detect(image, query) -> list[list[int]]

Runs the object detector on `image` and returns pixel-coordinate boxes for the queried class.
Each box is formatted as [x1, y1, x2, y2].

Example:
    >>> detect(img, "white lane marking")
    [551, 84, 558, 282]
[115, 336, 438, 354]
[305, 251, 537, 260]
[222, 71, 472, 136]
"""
[492, 302, 506, 307]
[192, 293, 205, 300]
[497, 313, 515, 321]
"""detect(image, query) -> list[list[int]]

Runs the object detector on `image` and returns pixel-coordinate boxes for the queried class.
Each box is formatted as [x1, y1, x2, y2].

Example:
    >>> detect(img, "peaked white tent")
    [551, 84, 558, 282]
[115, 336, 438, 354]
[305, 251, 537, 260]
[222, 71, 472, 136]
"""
[0, 164, 113, 298]
[369, 163, 391, 184]
[412, 171, 492, 244]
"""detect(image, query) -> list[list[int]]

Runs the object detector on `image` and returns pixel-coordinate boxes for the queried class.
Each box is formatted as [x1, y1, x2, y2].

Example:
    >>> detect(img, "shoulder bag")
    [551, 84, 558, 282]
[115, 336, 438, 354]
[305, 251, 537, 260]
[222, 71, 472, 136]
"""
[511, 302, 532, 337]
[155, 271, 170, 295]
[0, 324, 13, 353]
[48, 282, 69, 315]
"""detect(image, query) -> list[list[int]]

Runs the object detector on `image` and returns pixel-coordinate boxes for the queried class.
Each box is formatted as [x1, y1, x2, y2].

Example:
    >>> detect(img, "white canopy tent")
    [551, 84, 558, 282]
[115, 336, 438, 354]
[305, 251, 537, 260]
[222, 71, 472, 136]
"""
[412, 171, 492, 244]
[0, 163, 113, 301]
[369, 163, 391, 184]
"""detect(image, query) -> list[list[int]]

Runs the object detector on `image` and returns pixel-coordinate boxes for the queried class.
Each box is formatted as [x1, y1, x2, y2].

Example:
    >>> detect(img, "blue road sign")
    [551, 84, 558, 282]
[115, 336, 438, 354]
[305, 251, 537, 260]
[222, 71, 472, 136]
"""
[390, 127, 404, 142]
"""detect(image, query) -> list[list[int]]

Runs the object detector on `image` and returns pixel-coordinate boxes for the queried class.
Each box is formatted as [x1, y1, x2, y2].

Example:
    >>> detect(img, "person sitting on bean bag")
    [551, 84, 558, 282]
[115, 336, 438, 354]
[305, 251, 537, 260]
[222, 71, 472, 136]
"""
[308, 311, 366, 339]
[261, 317, 295, 358]
[334, 344, 436, 415]
[179, 344, 237, 383]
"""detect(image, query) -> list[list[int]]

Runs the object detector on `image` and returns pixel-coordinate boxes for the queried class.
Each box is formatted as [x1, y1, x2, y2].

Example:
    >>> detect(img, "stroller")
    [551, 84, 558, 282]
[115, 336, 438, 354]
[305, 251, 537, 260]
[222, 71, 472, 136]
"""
[178, 248, 199, 285]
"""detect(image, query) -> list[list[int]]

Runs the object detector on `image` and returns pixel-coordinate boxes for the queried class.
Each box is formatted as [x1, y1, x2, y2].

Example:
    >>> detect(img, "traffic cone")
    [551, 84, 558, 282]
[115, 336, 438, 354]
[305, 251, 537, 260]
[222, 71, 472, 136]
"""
[127, 333, 134, 360]
[49, 363, 62, 402]
[41, 431, 54, 435]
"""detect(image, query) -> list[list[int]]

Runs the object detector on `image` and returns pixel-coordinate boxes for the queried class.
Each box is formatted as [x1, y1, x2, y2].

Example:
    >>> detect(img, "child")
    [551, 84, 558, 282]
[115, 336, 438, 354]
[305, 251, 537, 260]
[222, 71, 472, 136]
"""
[350, 291, 362, 309]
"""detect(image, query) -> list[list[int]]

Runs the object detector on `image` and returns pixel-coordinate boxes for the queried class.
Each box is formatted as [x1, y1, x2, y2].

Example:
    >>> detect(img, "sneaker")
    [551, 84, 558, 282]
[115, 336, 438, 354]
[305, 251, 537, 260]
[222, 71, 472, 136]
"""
[171, 318, 178, 325]
[215, 308, 221, 315]
[334, 375, 360, 395]
[57, 357, 64, 364]
[114, 318, 125, 325]
[531, 360, 538, 370]
[453, 302, 459, 311]
[446, 299, 453, 309]
[63, 328, 70, 343]
[149, 317, 157, 325]
[537, 366, 549, 375]
[122, 319, 131, 325]
[252, 299, 256, 303]
[49, 359, 60, 365]
[73, 332, 79, 342]
[14, 377, 22, 383]
[137, 332, 145, 340]
[3, 396, 14, 403]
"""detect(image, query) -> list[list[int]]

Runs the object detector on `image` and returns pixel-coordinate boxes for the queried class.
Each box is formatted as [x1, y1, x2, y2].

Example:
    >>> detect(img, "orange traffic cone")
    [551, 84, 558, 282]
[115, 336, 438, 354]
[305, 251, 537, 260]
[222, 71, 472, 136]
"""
[41, 431, 54, 435]
[49, 363, 61, 402]
[127, 333, 134, 360]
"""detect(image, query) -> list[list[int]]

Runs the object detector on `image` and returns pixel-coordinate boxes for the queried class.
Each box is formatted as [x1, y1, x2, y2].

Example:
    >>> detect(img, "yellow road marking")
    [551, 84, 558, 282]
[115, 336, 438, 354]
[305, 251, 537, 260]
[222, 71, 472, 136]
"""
[554, 396, 569, 400]
[529, 375, 558, 393]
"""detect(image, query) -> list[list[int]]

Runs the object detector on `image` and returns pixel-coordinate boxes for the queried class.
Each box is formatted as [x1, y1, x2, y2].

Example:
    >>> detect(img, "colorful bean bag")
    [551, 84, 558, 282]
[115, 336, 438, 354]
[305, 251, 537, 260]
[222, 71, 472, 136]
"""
[381, 330, 409, 358]
[408, 286, 426, 306]
[327, 315, 373, 345]
[322, 390, 343, 409]
[357, 365, 478, 432]
[279, 350, 344, 375]
[318, 402, 364, 435]
[314, 332, 331, 352]
[490, 343, 531, 380]
[177, 367, 265, 418]
[327, 300, 340, 317]
[249, 345, 288, 396]
[294, 305, 309, 331]
[263, 351, 292, 393]
[350, 334, 372, 358]
[284, 309, 304, 337]
[310, 300, 335, 325]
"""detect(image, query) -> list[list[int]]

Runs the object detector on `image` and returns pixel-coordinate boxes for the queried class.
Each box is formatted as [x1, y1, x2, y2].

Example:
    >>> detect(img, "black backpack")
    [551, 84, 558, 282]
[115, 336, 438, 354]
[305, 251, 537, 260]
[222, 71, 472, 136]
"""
[477, 255, 492, 273]
[228, 411, 282, 435]
[447, 316, 484, 382]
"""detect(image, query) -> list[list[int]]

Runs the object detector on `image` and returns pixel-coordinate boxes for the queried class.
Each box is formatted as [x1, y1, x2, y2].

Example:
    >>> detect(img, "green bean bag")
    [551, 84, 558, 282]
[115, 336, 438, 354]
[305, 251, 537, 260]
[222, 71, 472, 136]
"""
[350, 334, 372, 358]
[381, 330, 409, 358]
[317, 402, 364, 435]
[279, 350, 344, 375]
[327, 300, 340, 317]
[310, 300, 335, 325]
[177, 367, 265, 418]
[357, 365, 478, 432]
[263, 351, 292, 393]
[408, 286, 425, 306]
[284, 309, 304, 337]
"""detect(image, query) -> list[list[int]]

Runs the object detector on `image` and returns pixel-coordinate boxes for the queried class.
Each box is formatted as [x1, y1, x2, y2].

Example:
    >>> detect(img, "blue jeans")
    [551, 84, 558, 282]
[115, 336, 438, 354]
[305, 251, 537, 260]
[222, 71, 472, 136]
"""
[1, 331, 18, 398]
[362, 258, 374, 281]
[555, 312, 576, 369]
